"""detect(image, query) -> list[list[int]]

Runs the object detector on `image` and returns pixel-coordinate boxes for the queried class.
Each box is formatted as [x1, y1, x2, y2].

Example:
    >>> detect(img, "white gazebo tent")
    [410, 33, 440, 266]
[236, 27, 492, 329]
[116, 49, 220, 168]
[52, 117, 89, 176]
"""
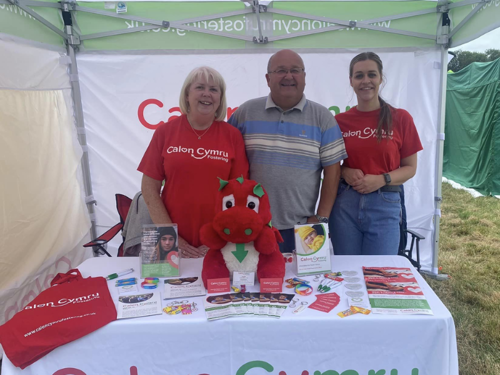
[1, 0, 499, 327]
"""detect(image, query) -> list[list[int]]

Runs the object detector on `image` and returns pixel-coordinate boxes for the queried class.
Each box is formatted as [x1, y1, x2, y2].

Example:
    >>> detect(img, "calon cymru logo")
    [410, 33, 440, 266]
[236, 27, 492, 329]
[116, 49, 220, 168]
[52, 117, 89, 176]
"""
[52, 361, 420, 375]
[137, 98, 238, 129]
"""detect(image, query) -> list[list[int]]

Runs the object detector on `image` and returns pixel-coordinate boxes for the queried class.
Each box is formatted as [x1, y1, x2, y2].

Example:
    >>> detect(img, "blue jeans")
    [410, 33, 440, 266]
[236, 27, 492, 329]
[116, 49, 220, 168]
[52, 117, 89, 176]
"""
[278, 228, 295, 253]
[329, 183, 401, 255]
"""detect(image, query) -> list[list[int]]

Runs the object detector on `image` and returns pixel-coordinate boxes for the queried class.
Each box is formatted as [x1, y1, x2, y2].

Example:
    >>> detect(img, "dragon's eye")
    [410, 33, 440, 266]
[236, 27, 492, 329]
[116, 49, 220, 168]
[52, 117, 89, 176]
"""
[246, 195, 260, 213]
[222, 195, 235, 211]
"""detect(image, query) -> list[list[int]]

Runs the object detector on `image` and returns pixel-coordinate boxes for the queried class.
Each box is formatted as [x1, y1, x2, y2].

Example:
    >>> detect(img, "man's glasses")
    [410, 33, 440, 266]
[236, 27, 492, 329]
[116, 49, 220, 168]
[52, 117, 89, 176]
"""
[268, 68, 305, 77]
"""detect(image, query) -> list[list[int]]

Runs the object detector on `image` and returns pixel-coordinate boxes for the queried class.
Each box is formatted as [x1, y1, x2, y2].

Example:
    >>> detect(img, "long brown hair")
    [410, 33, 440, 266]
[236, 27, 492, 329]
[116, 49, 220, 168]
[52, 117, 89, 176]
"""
[349, 52, 393, 142]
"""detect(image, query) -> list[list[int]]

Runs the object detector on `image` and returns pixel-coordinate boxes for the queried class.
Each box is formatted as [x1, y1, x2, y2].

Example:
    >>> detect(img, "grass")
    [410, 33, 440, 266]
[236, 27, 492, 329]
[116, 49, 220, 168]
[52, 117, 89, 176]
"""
[425, 182, 500, 375]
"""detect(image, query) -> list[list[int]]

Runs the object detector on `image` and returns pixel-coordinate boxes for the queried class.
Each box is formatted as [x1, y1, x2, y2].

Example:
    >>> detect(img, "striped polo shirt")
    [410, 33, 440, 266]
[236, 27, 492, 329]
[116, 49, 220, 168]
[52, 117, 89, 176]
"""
[228, 95, 347, 230]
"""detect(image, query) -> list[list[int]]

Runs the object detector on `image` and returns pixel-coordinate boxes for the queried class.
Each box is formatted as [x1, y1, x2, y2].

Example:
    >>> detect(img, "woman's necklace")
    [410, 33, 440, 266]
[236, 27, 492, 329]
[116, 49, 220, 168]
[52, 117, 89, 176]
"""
[188, 117, 213, 140]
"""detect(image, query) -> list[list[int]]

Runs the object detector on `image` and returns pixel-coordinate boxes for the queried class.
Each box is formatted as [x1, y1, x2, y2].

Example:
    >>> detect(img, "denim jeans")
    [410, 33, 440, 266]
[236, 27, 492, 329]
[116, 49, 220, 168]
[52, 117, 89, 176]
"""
[278, 228, 295, 253]
[329, 183, 401, 255]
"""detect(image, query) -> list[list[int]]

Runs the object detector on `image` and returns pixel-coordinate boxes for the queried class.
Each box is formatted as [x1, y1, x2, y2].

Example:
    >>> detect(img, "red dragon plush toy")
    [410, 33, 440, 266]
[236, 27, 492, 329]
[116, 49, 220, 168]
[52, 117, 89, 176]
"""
[200, 177, 285, 288]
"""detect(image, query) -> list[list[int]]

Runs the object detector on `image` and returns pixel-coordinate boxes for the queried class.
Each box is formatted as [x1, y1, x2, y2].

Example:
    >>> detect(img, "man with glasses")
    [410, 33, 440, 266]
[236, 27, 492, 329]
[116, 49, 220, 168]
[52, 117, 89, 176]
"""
[228, 49, 347, 253]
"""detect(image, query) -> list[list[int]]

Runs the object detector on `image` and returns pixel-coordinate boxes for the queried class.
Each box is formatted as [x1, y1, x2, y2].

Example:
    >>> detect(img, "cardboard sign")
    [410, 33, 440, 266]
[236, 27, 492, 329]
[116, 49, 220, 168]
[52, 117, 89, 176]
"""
[260, 278, 283, 293]
[207, 278, 230, 294]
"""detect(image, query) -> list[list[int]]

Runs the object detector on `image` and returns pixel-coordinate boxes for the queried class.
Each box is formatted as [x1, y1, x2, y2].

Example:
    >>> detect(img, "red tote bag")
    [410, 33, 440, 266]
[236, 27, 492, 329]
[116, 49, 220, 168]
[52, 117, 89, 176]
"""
[0, 269, 117, 369]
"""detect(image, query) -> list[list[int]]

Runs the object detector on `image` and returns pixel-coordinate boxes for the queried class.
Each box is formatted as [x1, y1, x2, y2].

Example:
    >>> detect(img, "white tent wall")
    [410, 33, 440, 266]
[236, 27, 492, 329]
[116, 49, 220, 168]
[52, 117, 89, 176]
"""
[0, 37, 92, 328]
[77, 49, 440, 269]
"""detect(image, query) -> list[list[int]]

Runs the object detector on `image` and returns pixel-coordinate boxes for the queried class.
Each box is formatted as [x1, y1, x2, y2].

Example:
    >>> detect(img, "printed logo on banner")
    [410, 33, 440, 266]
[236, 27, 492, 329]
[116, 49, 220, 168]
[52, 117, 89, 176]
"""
[51, 361, 421, 375]
[137, 99, 239, 129]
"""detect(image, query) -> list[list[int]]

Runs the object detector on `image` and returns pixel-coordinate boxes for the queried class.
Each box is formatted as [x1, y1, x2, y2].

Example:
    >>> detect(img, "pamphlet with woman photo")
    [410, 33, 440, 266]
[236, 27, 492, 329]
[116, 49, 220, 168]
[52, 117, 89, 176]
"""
[141, 224, 180, 278]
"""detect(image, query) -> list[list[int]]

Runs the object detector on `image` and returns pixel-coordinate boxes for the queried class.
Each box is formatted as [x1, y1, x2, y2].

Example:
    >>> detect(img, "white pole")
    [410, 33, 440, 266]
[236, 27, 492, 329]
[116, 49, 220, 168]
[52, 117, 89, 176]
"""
[428, 44, 448, 277]
[67, 35, 98, 243]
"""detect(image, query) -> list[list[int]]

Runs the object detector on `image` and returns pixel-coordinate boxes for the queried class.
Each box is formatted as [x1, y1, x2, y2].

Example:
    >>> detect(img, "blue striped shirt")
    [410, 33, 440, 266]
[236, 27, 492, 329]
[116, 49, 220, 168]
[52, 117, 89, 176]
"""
[229, 95, 347, 229]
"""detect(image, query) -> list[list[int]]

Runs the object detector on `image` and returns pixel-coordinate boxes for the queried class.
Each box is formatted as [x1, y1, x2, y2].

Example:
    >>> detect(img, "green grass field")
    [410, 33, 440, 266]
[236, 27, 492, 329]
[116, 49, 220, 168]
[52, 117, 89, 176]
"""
[425, 183, 500, 375]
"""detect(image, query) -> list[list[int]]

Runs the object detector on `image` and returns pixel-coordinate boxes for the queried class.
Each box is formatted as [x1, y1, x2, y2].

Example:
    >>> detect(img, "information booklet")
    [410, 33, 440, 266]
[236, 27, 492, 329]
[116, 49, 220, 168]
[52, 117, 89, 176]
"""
[203, 293, 294, 321]
[163, 277, 206, 299]
[363, 267, 433, 315]
[294, 224, 332, 276]
[141, 224, 180, 278]
[117, 292, 162, 319]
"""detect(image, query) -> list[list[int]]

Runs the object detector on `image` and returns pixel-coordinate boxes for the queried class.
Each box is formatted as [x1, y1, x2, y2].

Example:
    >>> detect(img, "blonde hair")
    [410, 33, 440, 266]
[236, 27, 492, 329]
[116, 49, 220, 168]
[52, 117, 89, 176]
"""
[179, 66, 227, 122]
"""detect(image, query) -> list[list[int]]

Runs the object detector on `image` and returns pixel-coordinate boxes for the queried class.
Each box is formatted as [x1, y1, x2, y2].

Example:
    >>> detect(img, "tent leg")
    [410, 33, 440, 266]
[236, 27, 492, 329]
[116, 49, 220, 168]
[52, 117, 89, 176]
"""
[67, 44, 98, 247]
[422, 45, 449, 280]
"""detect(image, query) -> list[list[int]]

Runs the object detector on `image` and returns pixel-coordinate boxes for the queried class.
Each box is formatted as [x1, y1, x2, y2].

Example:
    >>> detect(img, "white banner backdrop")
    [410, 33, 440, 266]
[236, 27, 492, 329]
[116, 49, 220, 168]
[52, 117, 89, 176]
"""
[77, 50, 440, 268]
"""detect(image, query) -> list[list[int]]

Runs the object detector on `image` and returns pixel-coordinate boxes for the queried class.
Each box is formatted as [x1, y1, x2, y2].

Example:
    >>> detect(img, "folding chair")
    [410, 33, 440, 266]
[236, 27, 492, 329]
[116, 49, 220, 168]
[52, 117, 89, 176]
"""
[398, 185, 425, 271]
[83, 194, 132, 257]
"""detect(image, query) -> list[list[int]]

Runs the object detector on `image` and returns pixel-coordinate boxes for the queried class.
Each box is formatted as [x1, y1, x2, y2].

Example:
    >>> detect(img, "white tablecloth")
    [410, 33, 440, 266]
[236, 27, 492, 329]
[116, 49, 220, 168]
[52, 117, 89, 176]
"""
[1, 256, 458, 375]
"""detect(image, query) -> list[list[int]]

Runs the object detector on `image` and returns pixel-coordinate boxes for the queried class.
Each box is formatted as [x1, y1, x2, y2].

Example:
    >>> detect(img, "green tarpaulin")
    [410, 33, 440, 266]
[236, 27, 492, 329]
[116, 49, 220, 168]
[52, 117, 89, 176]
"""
[444, 58, 500, 196]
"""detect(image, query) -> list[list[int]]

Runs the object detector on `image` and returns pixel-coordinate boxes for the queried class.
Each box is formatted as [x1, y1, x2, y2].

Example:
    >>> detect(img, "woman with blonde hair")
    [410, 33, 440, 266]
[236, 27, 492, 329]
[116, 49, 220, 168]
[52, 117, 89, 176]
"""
[139, 67, 249, 258]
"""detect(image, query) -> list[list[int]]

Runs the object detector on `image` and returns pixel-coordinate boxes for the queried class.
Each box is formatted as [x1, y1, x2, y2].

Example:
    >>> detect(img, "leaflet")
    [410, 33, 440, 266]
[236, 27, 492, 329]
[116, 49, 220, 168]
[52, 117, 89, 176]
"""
[141, 224, 180, 278]
[229, 293, 247, 316]
[163, 276, 205, 299]
[257, 294, 271, 317]
[363, 267, 433, 315]
[204, 294, 234, 321]
[270, 293, 293, 318]
[117, 292, 162, 319]
[203, 293, 293, 320]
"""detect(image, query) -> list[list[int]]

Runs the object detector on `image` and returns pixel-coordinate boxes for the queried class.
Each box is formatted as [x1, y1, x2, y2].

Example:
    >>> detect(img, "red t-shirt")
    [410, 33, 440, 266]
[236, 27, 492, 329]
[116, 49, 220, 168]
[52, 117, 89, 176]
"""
[336, 107, 423, 175]
[138, 115, 249, 247]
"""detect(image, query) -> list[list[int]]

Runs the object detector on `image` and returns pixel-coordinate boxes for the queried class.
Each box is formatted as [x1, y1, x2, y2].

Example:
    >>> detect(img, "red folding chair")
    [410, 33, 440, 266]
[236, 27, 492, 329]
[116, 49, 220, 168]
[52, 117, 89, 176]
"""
[83, 194, 132, 257]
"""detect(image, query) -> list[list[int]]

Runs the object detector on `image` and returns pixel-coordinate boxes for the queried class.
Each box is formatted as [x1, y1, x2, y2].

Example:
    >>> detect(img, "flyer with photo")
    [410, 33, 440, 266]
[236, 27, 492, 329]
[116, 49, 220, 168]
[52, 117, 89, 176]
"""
[269, 293, 294, 318]
[141, 224, 180, 278]
[163, 277, 205, 299]
[117, 292, 162, 319]
[294, 224, 332, 276]
[257, 293, 271, 317]
[229, 293, 247, 316]
[363, 267, 433, 315]
[203, 293, 293, 320]
[248, 293, 260, 315]
[204, 294, 234, 321]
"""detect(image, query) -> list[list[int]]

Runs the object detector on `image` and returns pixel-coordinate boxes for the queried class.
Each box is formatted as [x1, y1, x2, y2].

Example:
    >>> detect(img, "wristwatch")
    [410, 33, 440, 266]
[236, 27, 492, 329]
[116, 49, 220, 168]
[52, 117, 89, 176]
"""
[383, 173, 391, 185]
[315, 214, 329, 223]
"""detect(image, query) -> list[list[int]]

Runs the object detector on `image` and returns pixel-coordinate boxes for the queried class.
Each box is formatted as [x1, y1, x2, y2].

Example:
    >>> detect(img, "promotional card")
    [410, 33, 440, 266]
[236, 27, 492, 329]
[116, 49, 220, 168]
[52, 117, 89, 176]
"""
[294, 224, 332, 276]
[141, 224, 180, 278]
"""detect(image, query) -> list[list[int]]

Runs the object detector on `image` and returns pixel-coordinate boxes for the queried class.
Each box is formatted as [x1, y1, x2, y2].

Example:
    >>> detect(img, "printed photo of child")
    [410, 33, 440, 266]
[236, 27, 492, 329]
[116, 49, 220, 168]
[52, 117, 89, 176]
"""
[295, 225, 325, 254]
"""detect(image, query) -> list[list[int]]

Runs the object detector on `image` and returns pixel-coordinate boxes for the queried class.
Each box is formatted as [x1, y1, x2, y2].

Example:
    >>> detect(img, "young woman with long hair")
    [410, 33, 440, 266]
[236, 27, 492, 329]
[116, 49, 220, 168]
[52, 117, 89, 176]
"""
[329, 52, 423, 255]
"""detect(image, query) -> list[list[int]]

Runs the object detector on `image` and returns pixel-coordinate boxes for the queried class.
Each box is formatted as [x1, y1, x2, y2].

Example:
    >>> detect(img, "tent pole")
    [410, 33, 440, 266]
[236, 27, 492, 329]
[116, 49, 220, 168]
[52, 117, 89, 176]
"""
[434, 45, 447, 275]
[421, 44, 448, 279]
[64, 19, 98, 245]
